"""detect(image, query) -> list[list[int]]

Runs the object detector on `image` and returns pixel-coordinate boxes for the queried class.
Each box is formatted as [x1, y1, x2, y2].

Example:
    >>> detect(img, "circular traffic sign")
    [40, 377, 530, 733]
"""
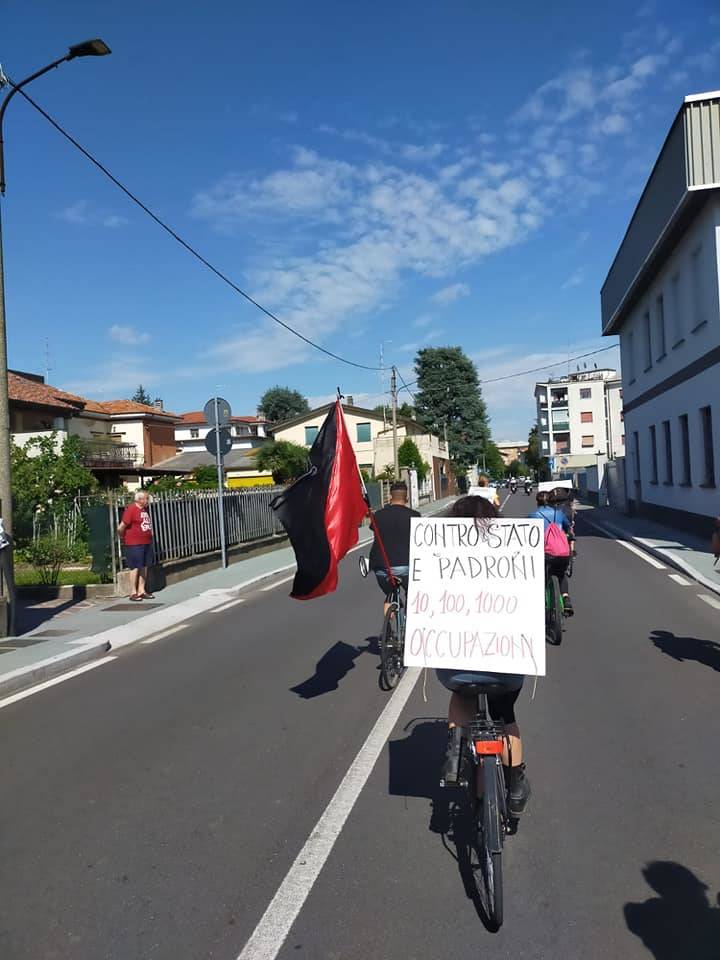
[205, 426, 233, 458]
[204, 396, 232, 428]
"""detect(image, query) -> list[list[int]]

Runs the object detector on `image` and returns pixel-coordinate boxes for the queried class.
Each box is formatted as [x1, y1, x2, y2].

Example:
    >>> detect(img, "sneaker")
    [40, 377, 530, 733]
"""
[508, 764, 531, 816]
[142, 592, 155, 599]
[440, 727, 463, 786]
[563, 595, 574, 617]
[129, 594, 143, 602]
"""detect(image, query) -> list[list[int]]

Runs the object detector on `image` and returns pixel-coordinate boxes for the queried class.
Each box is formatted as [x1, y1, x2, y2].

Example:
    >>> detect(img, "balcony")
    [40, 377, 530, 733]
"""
[552, 422, 570, 432]
[81, 441, 139, 469]
[551, 398, 568, 407]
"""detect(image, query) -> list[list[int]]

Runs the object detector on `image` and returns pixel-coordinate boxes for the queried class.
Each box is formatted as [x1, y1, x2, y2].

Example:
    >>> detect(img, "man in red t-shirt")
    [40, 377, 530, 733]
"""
[118, 490, 155, 601]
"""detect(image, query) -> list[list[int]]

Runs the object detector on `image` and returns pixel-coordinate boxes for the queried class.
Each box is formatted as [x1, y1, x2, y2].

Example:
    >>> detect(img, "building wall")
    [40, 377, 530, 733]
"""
[274, 410, 386, 471]
[536, 370, 624, 465]
[606, 382, 626, 458]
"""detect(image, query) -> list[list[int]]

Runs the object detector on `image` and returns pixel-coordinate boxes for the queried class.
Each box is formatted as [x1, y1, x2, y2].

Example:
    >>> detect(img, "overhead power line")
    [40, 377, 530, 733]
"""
[15, 85, 382, 372]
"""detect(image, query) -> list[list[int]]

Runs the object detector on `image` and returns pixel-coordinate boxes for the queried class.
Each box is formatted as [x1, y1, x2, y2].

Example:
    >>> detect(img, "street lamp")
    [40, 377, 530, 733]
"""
[0, 40, 110, 628]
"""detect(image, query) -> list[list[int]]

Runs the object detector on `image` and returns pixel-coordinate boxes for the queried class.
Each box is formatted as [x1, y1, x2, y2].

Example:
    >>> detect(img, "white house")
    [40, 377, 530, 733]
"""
[534, 368, 625, 472]
[601, 90, 720, 534]
[176, 412, 270, 452]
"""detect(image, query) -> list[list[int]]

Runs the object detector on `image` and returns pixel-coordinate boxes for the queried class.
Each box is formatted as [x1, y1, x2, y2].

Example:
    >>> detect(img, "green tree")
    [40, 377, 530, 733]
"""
[131, 385, 152, 405]
[483, 441, 506, 478]
[414, 346, 491, 471]
[259, 386, 310, 423]
[398, 437, 429, 482]
[373, 402, 415, 420]
[11, 434, 98, 542]
[255, 441, 309, 484]
[525, 424, 549, 479]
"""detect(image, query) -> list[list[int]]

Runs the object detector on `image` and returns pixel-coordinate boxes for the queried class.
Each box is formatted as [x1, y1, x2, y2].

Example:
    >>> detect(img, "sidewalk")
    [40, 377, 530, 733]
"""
[0, 496, 455, 698]
[579, 503, 720, 597]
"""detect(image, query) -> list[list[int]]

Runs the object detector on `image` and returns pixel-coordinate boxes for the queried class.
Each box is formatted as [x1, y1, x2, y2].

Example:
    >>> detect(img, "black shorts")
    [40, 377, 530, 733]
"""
[436, 669, 524, 724]
[124, 543, 154, 569]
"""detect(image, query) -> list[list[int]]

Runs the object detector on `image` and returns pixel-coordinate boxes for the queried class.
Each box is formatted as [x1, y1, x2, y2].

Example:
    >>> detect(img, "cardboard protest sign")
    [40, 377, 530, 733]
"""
[468, 485, 497, 502]
[404, 517, 545, 676]
[537, 479, 573, 493]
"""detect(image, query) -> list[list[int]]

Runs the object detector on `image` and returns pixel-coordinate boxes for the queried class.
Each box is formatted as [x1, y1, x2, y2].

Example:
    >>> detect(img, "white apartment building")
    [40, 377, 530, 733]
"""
[175, 412, 269, 452]
[535, 368, 625, 472]
[601, 91, 720, 534]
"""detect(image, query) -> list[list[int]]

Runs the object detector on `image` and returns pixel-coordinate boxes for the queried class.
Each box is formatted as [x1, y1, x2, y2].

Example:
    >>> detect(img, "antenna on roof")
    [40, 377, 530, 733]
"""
[44, 338, 51, 384]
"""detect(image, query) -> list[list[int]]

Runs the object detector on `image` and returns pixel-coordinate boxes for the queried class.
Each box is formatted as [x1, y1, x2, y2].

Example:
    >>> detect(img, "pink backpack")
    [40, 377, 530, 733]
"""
[544, 509, 570, 558]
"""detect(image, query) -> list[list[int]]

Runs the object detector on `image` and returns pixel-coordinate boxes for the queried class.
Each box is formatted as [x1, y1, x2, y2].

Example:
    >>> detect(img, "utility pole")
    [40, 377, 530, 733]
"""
[213, 396, 228, 568]
[391, 365, 399, 478]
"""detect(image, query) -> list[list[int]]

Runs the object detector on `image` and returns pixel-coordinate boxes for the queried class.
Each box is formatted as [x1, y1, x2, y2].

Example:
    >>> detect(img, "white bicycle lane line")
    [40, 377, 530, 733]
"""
[0, 657, 117, 710]
[235, 666, 421, 960]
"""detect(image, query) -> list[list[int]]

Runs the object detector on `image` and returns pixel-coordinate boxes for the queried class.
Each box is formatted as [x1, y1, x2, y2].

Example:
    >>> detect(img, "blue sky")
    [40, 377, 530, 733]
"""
[2, 0, 718, 439]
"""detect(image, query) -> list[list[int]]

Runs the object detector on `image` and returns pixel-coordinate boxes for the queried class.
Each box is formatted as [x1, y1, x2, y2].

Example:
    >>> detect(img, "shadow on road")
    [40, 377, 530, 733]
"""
[388, 718, 500, 932]
[290, 636, 379, 699]
[650, 629, 720, 673]
[624, 861, 720, 959]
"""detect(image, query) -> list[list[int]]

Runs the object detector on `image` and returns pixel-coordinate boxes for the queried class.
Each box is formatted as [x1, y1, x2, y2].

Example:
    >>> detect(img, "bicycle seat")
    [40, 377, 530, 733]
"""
[436, 669, 524, 697]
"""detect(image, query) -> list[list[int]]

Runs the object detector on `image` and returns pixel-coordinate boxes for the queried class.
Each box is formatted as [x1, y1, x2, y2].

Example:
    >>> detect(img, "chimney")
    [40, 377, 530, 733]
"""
[346, 395, 354, 406]
[153, 398, 163, 410]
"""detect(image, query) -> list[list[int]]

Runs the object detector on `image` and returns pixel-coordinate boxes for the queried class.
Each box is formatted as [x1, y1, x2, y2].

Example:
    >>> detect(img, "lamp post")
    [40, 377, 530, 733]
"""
[0, 39, 111, 536]
[0, 41, 110, 632]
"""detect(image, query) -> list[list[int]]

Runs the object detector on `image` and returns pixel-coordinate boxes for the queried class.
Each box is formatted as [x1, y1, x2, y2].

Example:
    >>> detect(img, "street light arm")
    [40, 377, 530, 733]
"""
[0, 55, 70, 194]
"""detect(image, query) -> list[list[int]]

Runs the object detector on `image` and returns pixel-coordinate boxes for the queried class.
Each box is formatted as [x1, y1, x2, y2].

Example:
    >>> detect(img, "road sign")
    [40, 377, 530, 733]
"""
[205, 427, 232, 458]
[204, 396, 231, 428]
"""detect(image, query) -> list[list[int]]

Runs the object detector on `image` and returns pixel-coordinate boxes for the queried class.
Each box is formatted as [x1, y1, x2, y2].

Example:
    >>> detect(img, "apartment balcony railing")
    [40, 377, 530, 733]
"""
[552, 422, 570, 432]
[81, 441, 139, 468]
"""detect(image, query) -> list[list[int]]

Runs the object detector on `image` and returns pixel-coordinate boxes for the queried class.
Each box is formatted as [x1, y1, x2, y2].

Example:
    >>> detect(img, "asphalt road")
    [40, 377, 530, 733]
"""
[1, 494, 719, 960]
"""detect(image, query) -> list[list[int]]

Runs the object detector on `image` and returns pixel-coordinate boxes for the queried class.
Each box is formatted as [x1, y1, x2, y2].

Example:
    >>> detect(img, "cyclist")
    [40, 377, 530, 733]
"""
[369, 481, 420, 612]
[477, 473, 500, 507]
[524, 478, 532, 496]
[529, 490, 574, 616]
[438, 495, 531, 816]
[509, 477, 517, 494]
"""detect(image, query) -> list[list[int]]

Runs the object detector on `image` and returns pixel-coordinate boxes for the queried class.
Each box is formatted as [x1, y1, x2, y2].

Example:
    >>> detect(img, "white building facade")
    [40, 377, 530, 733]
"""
[175, 413, 269, 453]
[601, 91, 720, 534]
[535, 369, 625, 472]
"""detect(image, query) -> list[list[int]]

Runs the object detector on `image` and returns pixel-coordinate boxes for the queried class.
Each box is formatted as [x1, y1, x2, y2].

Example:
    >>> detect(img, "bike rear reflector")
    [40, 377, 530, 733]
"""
[475, 740, 503, 755]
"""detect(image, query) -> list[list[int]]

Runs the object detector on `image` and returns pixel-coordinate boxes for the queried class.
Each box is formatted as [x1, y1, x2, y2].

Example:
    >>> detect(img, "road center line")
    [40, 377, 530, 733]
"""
[141, 624, 189, 644]
[615, 539, 667, 569]
[0, 656, 117, 710]
[235, 665, 421, 960]
[668, 573, 691, 586]
[211, 598, 246, 612]
[698, 593, 720, 610]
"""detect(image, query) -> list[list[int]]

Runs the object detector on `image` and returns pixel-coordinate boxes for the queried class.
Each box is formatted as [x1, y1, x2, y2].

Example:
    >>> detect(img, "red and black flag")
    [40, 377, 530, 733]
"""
[271, 401, 368, 600]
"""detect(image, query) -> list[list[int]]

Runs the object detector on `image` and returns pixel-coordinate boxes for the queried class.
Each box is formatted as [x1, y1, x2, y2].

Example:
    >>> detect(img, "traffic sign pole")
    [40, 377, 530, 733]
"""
[213, 395, 228, 568]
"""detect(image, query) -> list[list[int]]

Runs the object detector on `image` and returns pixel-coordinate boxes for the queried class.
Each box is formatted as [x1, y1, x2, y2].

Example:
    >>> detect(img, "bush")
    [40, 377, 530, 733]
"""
[255, 441, 309, 484]
[23, 536, 75, 586]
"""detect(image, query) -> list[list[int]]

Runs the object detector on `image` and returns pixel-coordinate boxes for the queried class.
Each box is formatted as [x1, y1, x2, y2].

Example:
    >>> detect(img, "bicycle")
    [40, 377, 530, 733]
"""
[359, 557, 406, 690]
[441, 680, 512, 930]
[545, 558, 564, 646]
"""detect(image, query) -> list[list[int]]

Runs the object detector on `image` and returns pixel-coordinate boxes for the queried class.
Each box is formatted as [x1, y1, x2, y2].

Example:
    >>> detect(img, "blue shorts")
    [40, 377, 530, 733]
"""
[124, 543, 154, 569]
[374, 566, 409, 597]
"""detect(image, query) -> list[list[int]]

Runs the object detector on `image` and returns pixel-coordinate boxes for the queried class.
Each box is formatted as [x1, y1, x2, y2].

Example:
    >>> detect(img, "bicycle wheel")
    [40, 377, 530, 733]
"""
[476, 757, 504, 930]
[379, 603, 402, 690]
[546, 575, 563, 646]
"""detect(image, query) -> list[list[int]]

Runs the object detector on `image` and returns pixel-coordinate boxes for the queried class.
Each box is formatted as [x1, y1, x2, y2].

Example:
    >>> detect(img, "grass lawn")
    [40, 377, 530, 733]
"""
[15, 567, 103, 587]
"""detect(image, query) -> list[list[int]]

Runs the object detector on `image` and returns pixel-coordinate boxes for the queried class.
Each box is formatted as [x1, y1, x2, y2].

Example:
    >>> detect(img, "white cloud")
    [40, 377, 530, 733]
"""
[597, 113, 629, 135]
[561, 268, 585, 289]
[57, 201, 128, 228]
[414, 314, 434, 328]
[431, 283, 470, 305]
[109, 324, 151, 345]
[401, 142, 446, 162]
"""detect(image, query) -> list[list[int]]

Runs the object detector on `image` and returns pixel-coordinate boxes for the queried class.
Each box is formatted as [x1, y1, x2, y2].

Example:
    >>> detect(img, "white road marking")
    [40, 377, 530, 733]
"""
[668, 574, 691, 586]
[698, 593, 720, 610]
[261, 575, 296, 592]
[616, 539, 667, 569]
[211, 598, 246, 613]
[500, 493, 512, 510]
[140, 624, 188, 644]
[0, 656, 117, 710]
[236, 666, 421, 960]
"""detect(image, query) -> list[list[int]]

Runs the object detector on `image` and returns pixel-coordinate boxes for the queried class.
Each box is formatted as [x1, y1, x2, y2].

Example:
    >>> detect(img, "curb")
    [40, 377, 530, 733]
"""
[582, 514, 720, 598]
[0, 641, 112, 699]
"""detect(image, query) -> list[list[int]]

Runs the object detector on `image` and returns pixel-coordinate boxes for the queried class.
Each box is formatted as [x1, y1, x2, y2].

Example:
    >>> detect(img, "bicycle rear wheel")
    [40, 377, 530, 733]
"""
[475, 758, 504, 930]
[379, 604, 402, 690]
[546, 575, 563, 646]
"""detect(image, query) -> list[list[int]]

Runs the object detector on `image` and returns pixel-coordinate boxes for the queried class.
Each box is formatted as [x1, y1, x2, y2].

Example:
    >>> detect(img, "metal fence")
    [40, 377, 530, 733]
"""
[112, 487, 285, 567]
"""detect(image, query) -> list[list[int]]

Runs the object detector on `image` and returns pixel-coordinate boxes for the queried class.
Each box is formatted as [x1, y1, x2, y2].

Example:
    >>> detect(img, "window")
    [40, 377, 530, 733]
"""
[671, 273, 682, 345]
[679, 414, 691, 485]
[580, 388, 591, 399]
[700, 406, 715, 487]
[663, 420, 673, 484]
[690, 246, 705, 330]
[621, 434, 625, 446]
[627, 330, 636, 382]
[620, 411, 624, 422]
[190, 428, 199, 438]
[649, 425, 658, 484]
[581, 435, 594, 448]
[356, 422, 371, 443]
[304, 426, 319, 445]
[643, 311, 652, 370]
[656, 294, 666, 359]
[580, 411, 593, 423]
